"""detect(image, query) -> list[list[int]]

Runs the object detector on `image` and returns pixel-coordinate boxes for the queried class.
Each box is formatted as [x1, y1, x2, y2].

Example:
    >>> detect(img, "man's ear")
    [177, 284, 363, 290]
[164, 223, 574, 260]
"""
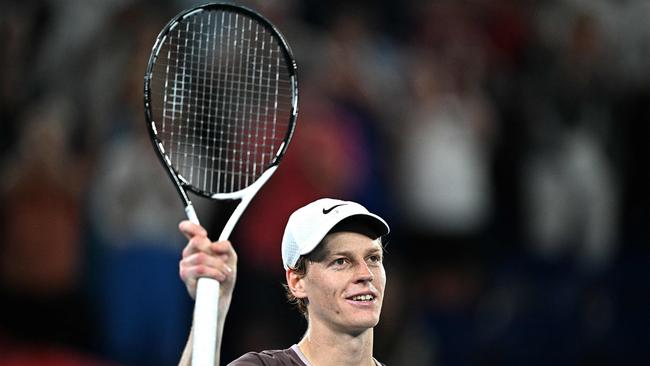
[286, 269, 307, 299]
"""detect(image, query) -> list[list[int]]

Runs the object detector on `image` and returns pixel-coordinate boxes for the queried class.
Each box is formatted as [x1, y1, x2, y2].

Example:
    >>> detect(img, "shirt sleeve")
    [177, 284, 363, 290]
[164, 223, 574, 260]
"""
[228, 349, 305, 366]
[228, 352, 268, 366]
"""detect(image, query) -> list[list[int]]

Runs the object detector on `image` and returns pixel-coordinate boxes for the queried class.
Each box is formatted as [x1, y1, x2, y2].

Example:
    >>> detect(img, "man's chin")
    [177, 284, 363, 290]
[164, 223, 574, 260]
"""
[346, 316, 380, 335]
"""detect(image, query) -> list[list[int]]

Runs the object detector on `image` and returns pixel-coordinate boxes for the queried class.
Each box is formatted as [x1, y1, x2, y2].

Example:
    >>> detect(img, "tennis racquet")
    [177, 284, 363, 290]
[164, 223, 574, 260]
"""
[144, 3, 298, 365]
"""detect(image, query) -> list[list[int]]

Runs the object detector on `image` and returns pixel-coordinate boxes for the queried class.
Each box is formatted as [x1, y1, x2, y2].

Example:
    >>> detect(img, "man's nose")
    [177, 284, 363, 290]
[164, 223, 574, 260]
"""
[353, 261, 374, 282]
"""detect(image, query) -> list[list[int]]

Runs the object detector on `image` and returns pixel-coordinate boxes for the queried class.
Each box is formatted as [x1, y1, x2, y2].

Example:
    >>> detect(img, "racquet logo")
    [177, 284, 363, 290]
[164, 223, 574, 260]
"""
[322, 204, 346, 214]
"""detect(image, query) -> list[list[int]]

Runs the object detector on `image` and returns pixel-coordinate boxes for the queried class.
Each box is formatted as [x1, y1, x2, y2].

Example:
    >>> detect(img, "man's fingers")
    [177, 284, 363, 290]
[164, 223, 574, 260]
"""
[179, 220, 208, 240]
[182, 238, 233, 259]
[180, 259, 233, 283]
[182, 235, 213, 257]
[183, 252, 233, 273]
[178, 222, 238, 302]
[210, 240, 235, 257]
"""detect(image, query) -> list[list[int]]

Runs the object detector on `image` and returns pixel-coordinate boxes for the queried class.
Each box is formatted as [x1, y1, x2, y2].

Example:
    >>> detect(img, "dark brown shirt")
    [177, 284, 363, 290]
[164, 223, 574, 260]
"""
[229, 347, 304, 365]
[228, 345, 385, 366]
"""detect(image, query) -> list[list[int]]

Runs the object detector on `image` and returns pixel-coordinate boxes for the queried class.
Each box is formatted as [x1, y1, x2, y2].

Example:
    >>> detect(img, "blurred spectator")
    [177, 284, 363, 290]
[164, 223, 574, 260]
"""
[0, 93, 94, 354]
[522, 8, 619, 271]
[397, 1, 497, 239]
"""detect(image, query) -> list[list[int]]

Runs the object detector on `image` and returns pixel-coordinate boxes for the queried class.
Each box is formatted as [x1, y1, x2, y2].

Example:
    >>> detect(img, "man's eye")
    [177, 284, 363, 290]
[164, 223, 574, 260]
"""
[332, 258, 347, 266]
[368, 255, 382, 263]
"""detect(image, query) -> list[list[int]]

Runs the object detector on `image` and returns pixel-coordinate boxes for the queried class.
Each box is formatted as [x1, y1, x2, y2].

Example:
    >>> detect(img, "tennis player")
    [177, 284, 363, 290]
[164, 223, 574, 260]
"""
[178, 198, 390, 366]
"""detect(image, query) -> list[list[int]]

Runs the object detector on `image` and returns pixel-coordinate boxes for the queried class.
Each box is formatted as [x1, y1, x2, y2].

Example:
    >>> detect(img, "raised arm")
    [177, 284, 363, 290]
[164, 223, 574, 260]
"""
[178, 221, 238, 366]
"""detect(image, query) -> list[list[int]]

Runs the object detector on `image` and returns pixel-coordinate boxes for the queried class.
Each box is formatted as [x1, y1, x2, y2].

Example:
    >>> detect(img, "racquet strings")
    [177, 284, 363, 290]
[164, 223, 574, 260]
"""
[150, 9, 293, 194]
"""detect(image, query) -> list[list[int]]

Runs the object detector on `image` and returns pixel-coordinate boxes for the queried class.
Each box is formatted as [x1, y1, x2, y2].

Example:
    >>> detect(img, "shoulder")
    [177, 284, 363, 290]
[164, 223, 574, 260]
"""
[228, 348, 305, 366]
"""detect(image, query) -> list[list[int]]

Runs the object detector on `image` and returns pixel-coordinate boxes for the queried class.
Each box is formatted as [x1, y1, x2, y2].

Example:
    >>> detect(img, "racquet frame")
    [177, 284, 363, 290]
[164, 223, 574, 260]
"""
[143, 3, 298, 365]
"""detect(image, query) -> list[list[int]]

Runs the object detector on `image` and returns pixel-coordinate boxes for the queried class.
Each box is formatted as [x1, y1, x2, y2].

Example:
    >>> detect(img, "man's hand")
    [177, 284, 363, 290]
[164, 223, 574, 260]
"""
[178, 221, 238, 301]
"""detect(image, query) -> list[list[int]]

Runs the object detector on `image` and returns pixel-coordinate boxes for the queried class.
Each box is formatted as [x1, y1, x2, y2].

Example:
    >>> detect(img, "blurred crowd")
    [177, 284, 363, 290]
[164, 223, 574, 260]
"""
[0, 0, 647, 365]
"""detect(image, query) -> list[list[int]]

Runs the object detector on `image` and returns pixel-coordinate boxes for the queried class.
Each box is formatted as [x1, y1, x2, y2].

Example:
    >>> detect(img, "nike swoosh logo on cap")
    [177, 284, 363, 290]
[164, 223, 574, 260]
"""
[322, 204, 346, 214]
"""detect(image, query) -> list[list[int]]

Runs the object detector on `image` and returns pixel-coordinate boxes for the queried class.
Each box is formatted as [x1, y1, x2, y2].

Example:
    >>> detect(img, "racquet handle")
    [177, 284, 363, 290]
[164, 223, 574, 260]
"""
[185, 204, 219, 366]
[192, 278, 220, 366]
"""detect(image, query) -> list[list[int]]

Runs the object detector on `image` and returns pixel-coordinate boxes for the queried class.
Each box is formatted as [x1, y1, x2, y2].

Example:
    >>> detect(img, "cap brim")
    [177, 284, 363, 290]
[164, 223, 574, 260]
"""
[299, 212, 390, 257]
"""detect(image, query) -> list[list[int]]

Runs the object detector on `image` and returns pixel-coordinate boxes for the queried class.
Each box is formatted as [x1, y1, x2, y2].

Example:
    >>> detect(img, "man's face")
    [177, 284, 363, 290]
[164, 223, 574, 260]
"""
[302, 230, 386, 334]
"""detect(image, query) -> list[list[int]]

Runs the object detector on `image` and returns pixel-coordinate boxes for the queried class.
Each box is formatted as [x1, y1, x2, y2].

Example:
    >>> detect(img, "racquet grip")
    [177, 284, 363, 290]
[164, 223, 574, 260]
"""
[184, 203, 218, 365]
[192, 278, 220, 366]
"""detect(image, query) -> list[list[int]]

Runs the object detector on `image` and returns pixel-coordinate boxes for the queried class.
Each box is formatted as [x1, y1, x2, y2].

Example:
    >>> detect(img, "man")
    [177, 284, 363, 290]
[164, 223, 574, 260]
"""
[178, 198, 390, 365]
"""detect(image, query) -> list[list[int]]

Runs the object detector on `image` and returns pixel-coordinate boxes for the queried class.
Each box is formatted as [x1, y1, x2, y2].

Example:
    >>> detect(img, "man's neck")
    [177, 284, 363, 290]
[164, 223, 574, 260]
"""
[297, 321, 375, 366]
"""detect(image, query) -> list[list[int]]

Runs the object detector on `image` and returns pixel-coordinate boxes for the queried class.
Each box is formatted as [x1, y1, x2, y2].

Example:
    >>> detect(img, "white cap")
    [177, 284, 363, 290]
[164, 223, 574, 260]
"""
[281, 198, 390, 270]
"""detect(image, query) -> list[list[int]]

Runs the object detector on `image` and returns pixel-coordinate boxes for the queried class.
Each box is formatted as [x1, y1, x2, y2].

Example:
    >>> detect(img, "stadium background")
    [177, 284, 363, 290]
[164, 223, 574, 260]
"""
[0, 0, 647, 365]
